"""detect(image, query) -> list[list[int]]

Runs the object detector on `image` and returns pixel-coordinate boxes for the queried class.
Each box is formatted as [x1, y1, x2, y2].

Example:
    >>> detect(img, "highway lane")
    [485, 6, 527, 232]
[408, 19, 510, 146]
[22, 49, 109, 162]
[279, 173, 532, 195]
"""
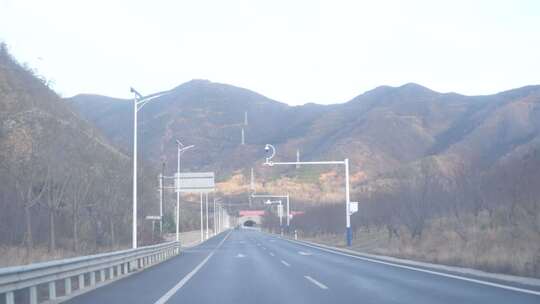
[64, 233, 229, 304]
[66, 229, 540, 303]
[163, 229, 333, 304]
[259, 232, 540, 303]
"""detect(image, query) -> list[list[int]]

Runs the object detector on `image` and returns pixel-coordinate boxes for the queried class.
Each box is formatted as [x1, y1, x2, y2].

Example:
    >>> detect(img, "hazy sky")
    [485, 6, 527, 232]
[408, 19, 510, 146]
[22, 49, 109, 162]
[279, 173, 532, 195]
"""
[1, 0, 539, 105]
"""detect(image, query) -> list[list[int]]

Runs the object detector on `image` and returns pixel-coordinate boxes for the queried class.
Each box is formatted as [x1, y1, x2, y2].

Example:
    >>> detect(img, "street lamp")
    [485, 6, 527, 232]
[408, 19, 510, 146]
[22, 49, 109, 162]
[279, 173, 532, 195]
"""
[130, 87, 170, 249]
[263, 144, 354, 246]
[175, 140, 194, 243]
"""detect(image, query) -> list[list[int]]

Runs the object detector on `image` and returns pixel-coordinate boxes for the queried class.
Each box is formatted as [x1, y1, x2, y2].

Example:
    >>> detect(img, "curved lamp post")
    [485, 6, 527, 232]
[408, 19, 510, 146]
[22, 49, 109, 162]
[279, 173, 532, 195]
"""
[262, 144, 353, 246]
[130, 87, 170, 249]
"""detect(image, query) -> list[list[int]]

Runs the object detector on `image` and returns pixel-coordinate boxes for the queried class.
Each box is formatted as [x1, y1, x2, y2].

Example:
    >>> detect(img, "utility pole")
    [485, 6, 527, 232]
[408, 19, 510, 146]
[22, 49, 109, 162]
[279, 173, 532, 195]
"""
[286, 194, 290, 227]
[216, 204, 220, 233]
[241, 111, 247, 145]
[176, 143, 181, 242]
[250, 168, 255, 191]
[249, 168, 254, 207]
[200, 193, 203, 242]
[158, 175, 163, 235]
[205, 193, 209, 239]
[160, 162, 165, 235]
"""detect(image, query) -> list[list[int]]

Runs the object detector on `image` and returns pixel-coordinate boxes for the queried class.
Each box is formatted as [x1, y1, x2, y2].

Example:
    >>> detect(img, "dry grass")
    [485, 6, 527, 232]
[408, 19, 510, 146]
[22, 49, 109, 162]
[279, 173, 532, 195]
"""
[0, 246, 122, 268]
[0, 230, 211, 268]
[163, 230, 212, 247]
[303, 211, 540, 278]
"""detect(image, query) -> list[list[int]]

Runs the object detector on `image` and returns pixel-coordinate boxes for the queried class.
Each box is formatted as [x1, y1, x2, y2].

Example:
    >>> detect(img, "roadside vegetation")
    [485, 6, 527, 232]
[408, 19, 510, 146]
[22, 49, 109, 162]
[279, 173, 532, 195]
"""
[266, 155, 540, 278]
[0, 44, 201, 267]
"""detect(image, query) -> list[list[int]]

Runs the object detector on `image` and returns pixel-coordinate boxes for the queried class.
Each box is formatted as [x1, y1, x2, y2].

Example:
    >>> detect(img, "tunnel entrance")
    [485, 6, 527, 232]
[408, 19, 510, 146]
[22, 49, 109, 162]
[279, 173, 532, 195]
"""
[243, 220, 256, 227]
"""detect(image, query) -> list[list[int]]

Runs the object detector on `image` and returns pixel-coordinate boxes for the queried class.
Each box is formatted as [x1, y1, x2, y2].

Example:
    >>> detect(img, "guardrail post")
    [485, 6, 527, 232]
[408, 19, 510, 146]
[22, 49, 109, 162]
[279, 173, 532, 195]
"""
[78, 274, 85, 290]
[6, 291, 14, 304]
[116, 264, 121, 276]
[100, 269, 105, 282]
[65, 277, 72, 295]
[90, 271, 96, 286]
[109, 267, 114, 279]
[49, 281, 57, 299]
[29, 286, 38, 304]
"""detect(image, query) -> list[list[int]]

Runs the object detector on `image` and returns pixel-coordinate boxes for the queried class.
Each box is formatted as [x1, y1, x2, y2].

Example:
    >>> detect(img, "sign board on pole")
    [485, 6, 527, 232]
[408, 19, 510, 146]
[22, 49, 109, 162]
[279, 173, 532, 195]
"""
[277, 205, 283, 218]
[349, 201, 358, 215]
[175, 172, 215, 193]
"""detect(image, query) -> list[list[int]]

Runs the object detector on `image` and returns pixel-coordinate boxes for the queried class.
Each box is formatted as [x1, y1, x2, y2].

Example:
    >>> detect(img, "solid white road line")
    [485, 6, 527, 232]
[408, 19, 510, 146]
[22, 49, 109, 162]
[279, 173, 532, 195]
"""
[269, 252, 275, 257]
[281, 260, 291, 267]
[153, 231, 232, 304]
[286, 238, 540, 297]
[304, 276, 328, 290]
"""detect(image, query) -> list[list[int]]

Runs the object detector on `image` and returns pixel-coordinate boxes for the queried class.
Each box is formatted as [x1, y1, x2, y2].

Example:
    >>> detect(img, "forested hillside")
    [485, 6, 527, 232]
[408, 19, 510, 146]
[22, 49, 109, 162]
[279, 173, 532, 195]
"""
[0, 45, 174, 266]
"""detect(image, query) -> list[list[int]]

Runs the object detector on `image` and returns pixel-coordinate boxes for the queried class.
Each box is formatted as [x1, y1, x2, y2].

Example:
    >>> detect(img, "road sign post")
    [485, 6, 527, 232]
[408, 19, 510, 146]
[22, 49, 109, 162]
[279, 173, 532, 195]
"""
[174, 172, 215, 242]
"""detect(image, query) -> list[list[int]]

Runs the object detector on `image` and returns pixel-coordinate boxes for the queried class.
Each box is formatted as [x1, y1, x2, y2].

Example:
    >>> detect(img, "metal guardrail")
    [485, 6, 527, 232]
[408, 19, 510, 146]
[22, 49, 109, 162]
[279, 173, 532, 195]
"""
[0, 241, 180, 304]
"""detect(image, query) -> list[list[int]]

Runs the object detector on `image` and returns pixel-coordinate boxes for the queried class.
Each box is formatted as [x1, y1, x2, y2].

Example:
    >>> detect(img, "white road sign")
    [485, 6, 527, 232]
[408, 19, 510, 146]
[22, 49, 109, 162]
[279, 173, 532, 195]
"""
[175, 172, 215, 193]
[349, 201, 358, 215]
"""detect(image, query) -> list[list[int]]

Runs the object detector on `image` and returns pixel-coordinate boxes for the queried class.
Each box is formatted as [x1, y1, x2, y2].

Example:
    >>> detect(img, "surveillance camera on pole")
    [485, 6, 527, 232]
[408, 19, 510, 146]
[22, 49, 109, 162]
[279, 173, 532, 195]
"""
[264, 144, 276, 165]
[261, 143, 354, 246]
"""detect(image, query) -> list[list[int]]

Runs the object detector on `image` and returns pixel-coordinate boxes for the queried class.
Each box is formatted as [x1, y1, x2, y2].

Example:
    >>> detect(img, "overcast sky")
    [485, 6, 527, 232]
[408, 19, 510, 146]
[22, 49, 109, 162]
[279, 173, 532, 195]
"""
[1, 0, 539, 105]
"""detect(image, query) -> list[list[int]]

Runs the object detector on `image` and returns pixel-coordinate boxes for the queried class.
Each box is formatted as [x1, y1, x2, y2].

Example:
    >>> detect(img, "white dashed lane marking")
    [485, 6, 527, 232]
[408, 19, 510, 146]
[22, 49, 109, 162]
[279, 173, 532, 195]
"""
[304, 276, 328, 290]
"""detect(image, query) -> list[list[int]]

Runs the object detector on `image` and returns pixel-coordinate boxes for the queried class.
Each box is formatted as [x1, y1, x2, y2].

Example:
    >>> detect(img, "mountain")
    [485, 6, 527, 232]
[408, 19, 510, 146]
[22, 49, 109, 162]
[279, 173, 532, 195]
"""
[68, 79, 540, 202]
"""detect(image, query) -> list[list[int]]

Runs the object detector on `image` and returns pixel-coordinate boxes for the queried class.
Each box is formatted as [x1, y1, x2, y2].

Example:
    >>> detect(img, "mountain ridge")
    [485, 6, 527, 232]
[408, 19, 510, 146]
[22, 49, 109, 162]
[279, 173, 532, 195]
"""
[68, 79, 540, 203]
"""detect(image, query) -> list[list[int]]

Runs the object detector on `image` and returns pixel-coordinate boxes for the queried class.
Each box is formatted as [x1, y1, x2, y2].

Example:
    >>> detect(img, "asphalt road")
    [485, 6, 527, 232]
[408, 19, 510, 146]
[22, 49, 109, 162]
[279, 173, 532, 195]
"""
[66, 229, 540, 304]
